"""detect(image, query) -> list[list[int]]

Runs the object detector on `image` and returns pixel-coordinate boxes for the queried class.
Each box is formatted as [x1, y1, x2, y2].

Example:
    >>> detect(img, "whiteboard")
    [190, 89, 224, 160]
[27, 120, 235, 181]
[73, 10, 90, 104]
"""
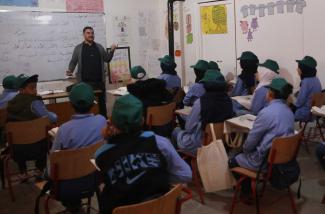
[0, 11, 106, 81]
[235, 0, 304, 89]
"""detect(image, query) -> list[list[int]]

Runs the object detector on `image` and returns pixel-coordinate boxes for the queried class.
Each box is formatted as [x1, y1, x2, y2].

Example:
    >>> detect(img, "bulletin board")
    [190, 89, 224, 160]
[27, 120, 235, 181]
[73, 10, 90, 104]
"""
[107, 47, 132, 83]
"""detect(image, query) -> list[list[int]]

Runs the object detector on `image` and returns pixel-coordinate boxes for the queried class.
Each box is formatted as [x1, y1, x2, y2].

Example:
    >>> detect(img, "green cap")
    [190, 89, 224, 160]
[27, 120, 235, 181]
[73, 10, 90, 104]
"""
[2, 75, 18, 90]
[208, 61, 220, 70]
[16, 74, 39, 88]
[200, 69, 225, 83]
[158, 55, 177, 68]
[258, 59, 280, 74]
[69, 82, 95, 108]
[112, 94, 143, 133]
[130, 66, 146, 80]
[237, 51, 258, 61]
[190, 60, 209, 72]
[266, 78, 292, 97]
[296, 56, 317, 69]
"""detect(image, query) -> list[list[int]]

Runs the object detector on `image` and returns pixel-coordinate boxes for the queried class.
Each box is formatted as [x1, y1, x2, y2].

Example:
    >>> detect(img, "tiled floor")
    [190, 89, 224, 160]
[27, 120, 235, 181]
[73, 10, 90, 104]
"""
[1, 142, 325, 214]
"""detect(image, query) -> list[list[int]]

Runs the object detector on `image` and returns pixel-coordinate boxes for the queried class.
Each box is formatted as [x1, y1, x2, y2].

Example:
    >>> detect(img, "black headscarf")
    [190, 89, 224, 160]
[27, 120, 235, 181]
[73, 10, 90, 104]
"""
[160, 63, 177, 76]
[298, 63, 317, 80]
[239, 59, 259, 92]
[194, 69, 206, 83]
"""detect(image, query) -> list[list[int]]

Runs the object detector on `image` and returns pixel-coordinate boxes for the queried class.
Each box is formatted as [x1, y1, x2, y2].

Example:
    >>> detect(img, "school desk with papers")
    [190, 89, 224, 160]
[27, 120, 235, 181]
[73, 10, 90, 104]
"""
[107, 87, 129, 96]
[231, 95, 253, 110]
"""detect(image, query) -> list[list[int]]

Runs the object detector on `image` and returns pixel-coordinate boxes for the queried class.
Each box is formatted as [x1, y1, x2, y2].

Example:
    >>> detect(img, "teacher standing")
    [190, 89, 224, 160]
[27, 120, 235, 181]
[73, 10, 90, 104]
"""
[66, 26, 117, 118]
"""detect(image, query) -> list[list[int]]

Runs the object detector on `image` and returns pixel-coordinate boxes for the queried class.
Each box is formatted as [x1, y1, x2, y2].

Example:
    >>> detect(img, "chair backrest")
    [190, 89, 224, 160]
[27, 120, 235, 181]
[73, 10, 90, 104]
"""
[5, 117, 50, 145]
[46, 102, 99, 126]
[268, 131, 302, 165]
[172, 88, 186, 105]
[311, 92, 325, 107]
[146, 102, 176, 127]
[203, 123, 224, 146]
[112, 184, 182, 214]
[0, 108, 7, 128]
[49, 141, 104, 180]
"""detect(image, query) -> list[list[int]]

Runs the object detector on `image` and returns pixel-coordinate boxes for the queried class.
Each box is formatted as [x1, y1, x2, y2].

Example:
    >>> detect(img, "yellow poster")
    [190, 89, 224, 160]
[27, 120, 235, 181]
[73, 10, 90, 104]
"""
[200, 5, 227, 34]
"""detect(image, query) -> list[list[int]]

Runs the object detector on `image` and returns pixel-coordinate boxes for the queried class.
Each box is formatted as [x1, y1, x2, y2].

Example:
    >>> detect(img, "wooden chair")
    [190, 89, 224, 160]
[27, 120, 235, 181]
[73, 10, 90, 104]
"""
[146, 102, 177, 129]
[230, 131, 302, 214]
[39, 141, 104, 214]
[300, 93, 325, 152]
[0, 108, 7, 129]
[112, 184, 192, 214]
[3, 117, 51, 201]
[46, 102, 99, 126]
[178, 122, 224, 204]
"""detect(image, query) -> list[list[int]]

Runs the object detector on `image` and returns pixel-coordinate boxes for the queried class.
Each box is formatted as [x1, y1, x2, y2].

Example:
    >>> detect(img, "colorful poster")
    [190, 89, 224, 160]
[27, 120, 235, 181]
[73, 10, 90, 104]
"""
[109, 48, 131, 83]
[200, 5, 228, 34]
[66, 0, 103, 13]
[0, 0, 38, 7]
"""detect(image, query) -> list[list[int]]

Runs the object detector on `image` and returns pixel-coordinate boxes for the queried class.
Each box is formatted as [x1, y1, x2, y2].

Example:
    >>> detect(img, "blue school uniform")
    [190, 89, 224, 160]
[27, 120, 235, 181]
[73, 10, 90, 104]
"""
[231, 78, 249, 97]
[95, 131, 192, 183]
[31, 100, 58, 123]
[251, 86, 268, 115]
[295, 77, 322, 121]
[0, 89, 17, 108]
[235, 99, 295, 170]
[158, 74, 181, 89]
[183, 83, 206, 106]
[51, 114, 106, 151]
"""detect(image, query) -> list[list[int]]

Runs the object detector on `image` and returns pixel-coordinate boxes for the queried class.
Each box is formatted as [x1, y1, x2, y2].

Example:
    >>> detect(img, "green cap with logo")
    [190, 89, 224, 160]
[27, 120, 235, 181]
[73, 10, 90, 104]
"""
[258, 59, 280, 74]
[16, 74, 39, 89]
[208, 61, 220, 70]
[190, 60, 209, 72]
[296, 56, 317, 69]
[69, 82, 95, 108]
[130, 66, 146, 80]
[2, 75, 18, 90]
[266, 78, 292, 97]
[200, 69, 225, 83]
[112, 94, 143, 133]
[237, 51, 258, 61]
[158, 55, 177, 68]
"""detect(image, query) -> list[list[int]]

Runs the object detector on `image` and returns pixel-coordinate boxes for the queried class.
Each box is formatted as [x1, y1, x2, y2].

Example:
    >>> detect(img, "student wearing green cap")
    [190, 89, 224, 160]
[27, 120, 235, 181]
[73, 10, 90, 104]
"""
[231, 51, 259, 97]
[229, 78, 295, 197]
[0, 75, 19, 109]
[130, 66, 147, 81]
[158, 55, 181, 89]
[95, 94, 191, 213]
[49, 83, 106, 213]
[183, 60, 209, 106]
[208, 61, 220, 70]
[293, 56, 322, 122]
[173, 70, 233, 154]
[6, 74, 57, 178]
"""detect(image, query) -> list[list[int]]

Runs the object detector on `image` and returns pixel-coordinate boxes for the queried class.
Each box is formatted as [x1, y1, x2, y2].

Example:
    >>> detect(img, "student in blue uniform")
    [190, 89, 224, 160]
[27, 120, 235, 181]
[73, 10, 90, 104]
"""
[0, 75, 19, 109]
[183, 60, 209, 106]
[231, 51, 259, 97]
[158, 55, 181, 90]
[251, 59, 279, 115]
[49, 83, 106, 213]
[6, 74, 58, 179]
[95, 94, 191, 213]
[173, 70, 234, 154]
[293, 56, 322, 122]
[130, 66, 147, 82]
[229, 78, 295, 196]
[316, 142, 325, 170]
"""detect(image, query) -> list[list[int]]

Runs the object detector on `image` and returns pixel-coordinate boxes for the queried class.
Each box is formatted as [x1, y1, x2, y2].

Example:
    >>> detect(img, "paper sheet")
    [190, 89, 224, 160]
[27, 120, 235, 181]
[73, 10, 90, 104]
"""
[38, 90, 65, 96]
[224, 114, 256, 134]
[107, 87, 129, 96]
[231, 95, 253, 110]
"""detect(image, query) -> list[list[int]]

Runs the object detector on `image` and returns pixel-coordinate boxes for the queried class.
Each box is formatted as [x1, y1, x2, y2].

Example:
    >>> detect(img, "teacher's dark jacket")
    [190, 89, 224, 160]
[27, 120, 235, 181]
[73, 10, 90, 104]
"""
[68, 42, 114, 82]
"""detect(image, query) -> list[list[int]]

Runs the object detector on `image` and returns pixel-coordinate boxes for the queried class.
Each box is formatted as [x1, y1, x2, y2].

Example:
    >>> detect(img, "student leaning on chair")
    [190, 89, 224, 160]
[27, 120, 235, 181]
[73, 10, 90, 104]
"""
[0, 75, 19, 109]
[95, 94, 192, 214]
[229, 78, 295, 200]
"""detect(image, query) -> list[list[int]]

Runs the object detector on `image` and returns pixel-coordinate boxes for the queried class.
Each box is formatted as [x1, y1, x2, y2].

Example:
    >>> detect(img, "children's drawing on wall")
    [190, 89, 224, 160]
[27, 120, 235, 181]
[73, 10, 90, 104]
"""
[186, 14, 193, 44]
[113, 16, 131, 46]
[200, 5, 228, 34]
[239, 0, 306, 42]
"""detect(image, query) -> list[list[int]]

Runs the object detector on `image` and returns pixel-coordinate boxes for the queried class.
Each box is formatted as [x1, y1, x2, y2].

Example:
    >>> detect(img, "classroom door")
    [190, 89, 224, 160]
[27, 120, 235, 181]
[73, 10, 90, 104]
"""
[195, 0, 237, 77]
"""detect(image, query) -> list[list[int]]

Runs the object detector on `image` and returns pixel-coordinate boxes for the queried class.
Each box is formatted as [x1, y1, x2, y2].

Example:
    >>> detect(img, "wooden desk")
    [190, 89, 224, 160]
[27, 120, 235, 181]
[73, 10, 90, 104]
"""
[231, 95, 253, 110]
[41, 90, 102, 102]
[175, 107, 192, 116]
[107, 87, 128, 96]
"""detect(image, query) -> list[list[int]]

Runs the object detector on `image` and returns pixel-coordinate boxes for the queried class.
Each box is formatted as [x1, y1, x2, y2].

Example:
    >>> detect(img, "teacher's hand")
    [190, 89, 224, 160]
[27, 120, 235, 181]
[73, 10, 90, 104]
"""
[110, 44, 118, 51]
[66, 70, 73, 76]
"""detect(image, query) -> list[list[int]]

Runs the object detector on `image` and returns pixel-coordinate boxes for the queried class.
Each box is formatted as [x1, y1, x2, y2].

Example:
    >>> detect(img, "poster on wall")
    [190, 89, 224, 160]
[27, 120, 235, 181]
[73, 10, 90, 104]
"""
[107, 47, 131, 83]
[113, 16, 131, 46]
[66, 0, 104, 13]
[0, 0, 38, 7]
[39, 0, 66, 10]
[200, 5, 228, 34]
